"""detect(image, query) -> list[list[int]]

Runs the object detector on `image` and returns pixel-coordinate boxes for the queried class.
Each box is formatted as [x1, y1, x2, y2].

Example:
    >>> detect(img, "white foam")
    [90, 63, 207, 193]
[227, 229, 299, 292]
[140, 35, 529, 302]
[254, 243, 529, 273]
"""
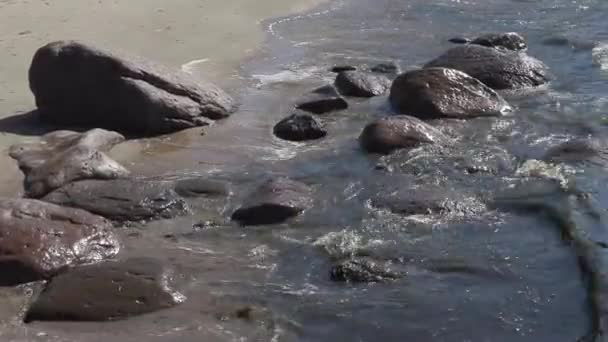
[593, 43, 608, 70]
[181, 58, 210, 74]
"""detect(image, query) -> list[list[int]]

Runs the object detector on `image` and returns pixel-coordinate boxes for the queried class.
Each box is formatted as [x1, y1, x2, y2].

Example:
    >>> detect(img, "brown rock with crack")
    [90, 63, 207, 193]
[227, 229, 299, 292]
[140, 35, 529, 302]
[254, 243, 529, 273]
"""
[9, 129, 129, 198]
[0, 198, 119, 286]
[29, 40, 237, 135]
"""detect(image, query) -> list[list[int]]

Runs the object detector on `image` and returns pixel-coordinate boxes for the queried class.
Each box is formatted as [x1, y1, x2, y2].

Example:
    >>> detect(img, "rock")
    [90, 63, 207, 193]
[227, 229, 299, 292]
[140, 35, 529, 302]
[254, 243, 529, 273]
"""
[425, 45, 550, 90]
[335, 71, 391, 97]
[29, 41, 236, 136]
[370, 188, 486, 216]
[295, 85, 348, 114]
[389, 68, 511, 119]
[544, 138, 608, 163]
[273, 114, 327, 142]
[42, 178, 189, 222]
[0, 198, 119, 286]
[9, 129, 129, 198]
[541, 36, 596, 50]
[24, 258, 185, 322]
[471, 32, 527, 51]
[370, 62, 401, 76]
[330, 258, 401, 283]
[448, 37, 472, 44]
[173, 177, 231, 198]
[359, 115, 445, 154]
[232, 178, 313, 226]
[330, 65, 357, 73]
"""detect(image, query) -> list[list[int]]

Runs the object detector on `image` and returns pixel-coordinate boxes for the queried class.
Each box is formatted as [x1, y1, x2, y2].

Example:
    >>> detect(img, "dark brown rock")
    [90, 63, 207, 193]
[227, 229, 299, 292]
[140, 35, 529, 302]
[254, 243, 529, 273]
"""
[9, 129, 129, 198]
[295, 85, 348, 114]
[389, 68, 511, 119]
[42, 178, 189, 222]
[360, 115, 446, 154]
[29, 41, 236, 136]
[25, 258, 185, 322]
[425, 45, 549, 90]
[0, 198, 119, 286]
[335, 71, 391, 97]
[232, 178, 313, 226]
[273, 114, 327, 142]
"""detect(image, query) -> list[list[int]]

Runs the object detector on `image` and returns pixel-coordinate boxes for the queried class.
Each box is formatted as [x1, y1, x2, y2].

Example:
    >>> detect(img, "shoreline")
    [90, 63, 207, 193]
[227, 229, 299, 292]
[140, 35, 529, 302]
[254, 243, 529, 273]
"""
[0, 0, 327, 197]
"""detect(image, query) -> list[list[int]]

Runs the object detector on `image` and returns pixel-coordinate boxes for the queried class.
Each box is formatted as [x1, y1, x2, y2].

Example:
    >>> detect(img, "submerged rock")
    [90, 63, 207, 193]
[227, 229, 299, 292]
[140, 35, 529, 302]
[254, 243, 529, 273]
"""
[29, 40, 236, 135]
[232, 178, 313, 226]
[371, 187, 485, 216]
[0, 198, 119, 286]
[330, 258, 401, 283]
[472, 32, 527, 51]
[359, 115, 446, 154]
[425, 45, 549, 90]
[389, 68, 511, 119]
[273, 114, 327, 142]
[335, 71, 391, 97]
[544, 138, 608, 164]
[370, 62, 401, 76]
[9, 129, 129, 198]
[42, 178, 189, 222]
[173, 177, 231, 198]
[25, 258, 185, 322]
[295, 85, 348, 114]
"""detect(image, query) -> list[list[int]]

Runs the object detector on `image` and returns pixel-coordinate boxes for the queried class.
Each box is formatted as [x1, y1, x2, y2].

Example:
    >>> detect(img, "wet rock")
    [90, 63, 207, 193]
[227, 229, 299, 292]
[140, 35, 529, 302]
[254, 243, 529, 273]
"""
[232, 178, 313, 226]
[471, 32, 527, 51]
[42, 178, 189, 222]
[543, 138, 608, 164]
[359, 115, 446, 154]
[10, 129, 129, 198]
[330, 258, 401, 283]
[29, 41, 236, 136]
[24, 258, 185, 322]
[330, 65, 357, 73]
[295, 85, 348, 114]
[371, 188, 485, 216]
[541, 36, 596, 50]
[173, 177, 231, 198]
[0, 198, 119, 286]
[335, 71, 391, 97]
[370, 62, 401, 76]
[273, 114, 327, 142]
[425, 45, 550, 90]
[389, 68, 511, 119]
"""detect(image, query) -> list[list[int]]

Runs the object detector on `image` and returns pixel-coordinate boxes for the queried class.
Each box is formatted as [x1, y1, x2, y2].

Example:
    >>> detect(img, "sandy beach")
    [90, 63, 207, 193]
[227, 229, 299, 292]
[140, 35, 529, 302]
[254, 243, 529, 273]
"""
[0, 0, 324, 196]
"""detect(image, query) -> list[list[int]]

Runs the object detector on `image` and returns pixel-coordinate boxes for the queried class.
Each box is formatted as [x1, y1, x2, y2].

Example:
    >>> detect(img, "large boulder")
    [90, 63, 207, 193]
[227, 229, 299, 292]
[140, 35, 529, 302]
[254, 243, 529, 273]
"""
[232, 178, 313, 226]
[389, 68, 511, 119]
[295, 85, 348, 114]
[335, 71, 391, 97]
[425, 45, 550, 90]
[0, 198, 119, 286]
[42, 178, 190, 222]
[25, 258, 185, 322]
[273, 114, 327, 142]
[29, 41, 237, 136]
[359, 115, 446, 154]
[9, 129, 129, 198]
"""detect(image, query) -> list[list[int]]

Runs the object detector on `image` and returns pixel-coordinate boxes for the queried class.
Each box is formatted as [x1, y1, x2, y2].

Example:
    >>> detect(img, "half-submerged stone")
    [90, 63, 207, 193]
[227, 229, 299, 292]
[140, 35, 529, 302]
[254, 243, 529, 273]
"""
[335, 71, 392, 97]
[25, 258, 185, 322]
[425, 45, 549, 90]
[450, 32, 527, 51]
[0, 198, 119, 286]
[330, 258, 402, 283]
[9, 129, 129, 198]
[389, 68, 511, 119]
[360, 115, 446, 154]
[29, 40, 237, 136]
[295, 85, 348, 114]
[232, 178, 313, 226]
[273, 114, 327, 142]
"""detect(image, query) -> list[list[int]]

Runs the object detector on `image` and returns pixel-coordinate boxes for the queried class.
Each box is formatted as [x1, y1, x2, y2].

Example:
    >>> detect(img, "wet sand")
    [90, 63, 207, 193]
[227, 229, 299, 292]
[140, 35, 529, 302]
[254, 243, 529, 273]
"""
[0, 0, 325, 196]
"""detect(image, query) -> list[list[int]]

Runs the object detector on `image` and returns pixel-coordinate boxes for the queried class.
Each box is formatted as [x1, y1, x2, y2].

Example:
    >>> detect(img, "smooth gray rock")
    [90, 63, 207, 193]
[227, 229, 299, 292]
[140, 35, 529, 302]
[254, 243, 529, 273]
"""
[295, 85, 348, 114]
[360, 115, 446, 154]
[232, 178, 313, 226]
[390, 68, 511, 119]
[9, 129, 129, 198]
[25, 258, 185, 322]
[29, 41, 236, 135]
[335, 71, 392, 97]
[0, 198, 119, 286]
[425, 45, 549, 90]
[273, 114, 327, 142]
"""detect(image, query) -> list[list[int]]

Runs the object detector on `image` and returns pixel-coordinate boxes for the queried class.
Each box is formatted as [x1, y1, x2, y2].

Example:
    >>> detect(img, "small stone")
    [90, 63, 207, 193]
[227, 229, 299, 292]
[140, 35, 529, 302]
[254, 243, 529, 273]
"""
[295, 85, 348, 114]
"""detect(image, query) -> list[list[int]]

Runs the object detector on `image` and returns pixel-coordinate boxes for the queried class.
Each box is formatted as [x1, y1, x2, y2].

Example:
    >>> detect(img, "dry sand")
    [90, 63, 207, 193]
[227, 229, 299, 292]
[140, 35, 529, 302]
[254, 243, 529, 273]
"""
[0, 0, 325, 196]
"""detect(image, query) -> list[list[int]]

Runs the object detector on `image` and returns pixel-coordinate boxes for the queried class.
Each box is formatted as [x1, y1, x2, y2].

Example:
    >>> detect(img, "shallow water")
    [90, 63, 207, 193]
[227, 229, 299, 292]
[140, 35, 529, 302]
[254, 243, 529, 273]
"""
[4, 0, 608, 341]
